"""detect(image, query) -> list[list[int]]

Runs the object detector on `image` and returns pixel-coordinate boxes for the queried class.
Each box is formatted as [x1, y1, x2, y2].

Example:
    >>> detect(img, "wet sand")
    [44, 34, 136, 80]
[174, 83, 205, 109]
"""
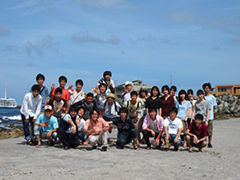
[0, 118, 240, 180]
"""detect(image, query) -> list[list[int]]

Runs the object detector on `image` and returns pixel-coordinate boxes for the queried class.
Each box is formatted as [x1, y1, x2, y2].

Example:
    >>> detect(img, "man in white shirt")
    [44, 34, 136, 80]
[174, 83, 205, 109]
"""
[163, 107, 182, 151]
[20, 84, 42, 144]
[120, 81, 133, 104]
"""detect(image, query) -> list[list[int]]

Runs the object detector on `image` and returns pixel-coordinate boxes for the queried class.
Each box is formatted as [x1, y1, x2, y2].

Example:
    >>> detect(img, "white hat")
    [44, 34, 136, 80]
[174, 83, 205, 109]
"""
[44, 105, 53, 111]
[125, 81, 133, 87]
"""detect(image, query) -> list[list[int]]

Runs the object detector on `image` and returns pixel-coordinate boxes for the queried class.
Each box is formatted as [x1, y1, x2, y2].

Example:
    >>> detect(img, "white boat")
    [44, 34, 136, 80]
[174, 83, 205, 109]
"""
[0, 83, 17, 108]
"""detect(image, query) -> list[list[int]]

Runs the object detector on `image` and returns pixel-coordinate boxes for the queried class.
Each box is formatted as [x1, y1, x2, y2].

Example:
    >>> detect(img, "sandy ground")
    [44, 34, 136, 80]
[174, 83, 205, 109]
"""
[0, 118, 240, 180]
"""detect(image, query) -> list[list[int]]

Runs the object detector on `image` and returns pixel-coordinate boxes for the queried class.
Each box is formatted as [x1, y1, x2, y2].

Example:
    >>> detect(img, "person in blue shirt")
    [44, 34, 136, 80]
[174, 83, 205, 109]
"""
[34, 105, 59, 148]
[176, 90, 191, 148]
[30, 73, 49, 112]
[203, 83, 217, 148]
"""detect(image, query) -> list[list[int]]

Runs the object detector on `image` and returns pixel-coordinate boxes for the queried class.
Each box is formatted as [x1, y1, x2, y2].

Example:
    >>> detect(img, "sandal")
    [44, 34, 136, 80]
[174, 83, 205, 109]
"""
[26, 139, 32, 145]
[36, 142, 41, 148]
[134, 144, 140, 150]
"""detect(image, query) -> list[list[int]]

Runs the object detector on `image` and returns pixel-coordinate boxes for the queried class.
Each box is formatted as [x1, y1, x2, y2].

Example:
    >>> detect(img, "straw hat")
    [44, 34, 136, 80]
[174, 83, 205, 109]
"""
[106, 93, 116, 99]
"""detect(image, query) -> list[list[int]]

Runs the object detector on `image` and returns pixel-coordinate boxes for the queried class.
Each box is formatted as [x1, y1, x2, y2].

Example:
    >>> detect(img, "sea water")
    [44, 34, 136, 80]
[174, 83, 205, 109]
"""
[0, 108, 22, 127]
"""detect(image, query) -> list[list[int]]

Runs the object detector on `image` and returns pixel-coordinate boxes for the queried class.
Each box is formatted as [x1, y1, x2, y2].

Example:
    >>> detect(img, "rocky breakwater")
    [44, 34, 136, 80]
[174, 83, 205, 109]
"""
[0, 125, 24, 140]
[214, 94, 240, 119]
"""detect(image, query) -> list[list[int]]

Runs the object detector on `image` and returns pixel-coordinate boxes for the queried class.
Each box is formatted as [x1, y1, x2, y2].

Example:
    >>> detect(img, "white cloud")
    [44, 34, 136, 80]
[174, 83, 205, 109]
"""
[0, 22, 10, 36]
[160, 10, 240, 35]
[129, 34, 174, 45]
[74, 0, 132, 9]
[72, 31, 122, 45]
[5, 36, 61, 56]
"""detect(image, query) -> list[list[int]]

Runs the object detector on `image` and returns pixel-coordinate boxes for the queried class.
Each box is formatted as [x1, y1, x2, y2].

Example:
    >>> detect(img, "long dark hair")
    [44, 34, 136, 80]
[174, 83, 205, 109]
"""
[178, 90, 187, 104]
[150, 86, 160, 97]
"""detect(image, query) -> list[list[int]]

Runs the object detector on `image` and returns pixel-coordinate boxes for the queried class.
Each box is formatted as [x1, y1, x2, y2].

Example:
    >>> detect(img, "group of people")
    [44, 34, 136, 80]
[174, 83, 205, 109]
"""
[20, 71, 217, 152]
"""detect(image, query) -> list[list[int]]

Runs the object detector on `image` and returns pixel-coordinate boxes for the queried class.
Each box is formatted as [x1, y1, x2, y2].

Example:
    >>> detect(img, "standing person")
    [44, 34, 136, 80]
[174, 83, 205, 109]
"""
[68, 79, 86, 105]
[191, 90, 211, 124]
[49, 76, 70, 112]
[91, 83, 107, 107]
[170, 85, 178, 107]
[137, 86, 148, 142]
[83, 110, 109, 151]
[95, 71, 115, 95]
[203, 83, 217, 148]
[186, 114, 208, 152]
[123, 91, 141, 126]
[58, 106, 81, 150]
[34, 105, 59, 148]
[20, 84, 42, 144]
[48, 88, 68, 122]
[31, 73, 49, 112]
[187, 89, 197, 127]
[176, 90, 191, 147]
[145, 86, 162, 116]
[160, 85, 175, 119]
[112, 108, 139, 150]
[163, 107, 182, 151]
[120, 81, 133, 104]
[73, 93, 98, 120]
[142, 109, 164, 150]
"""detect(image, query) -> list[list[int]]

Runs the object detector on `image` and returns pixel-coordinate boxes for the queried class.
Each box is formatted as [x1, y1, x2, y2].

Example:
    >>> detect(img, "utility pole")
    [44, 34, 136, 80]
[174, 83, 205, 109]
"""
[171, 73, 174, 86]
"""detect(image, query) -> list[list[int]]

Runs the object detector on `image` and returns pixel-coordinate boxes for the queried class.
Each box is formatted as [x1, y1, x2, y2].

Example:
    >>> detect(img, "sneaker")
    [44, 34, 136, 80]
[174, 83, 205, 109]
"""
[101, 147, 107, 152]
[92, 146, 97, 149]
[63, 146, 70, 150]
[208, 143, 212, 148]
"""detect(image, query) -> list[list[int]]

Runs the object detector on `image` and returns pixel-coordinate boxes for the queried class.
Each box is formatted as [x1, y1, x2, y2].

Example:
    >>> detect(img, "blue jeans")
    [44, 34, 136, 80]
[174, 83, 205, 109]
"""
[34, 126, 57, 139]
[163, 133, 182, 147]
[118, 128, 137, 146]
[77, 131, 86, 143]
[21, 114, 35, 140]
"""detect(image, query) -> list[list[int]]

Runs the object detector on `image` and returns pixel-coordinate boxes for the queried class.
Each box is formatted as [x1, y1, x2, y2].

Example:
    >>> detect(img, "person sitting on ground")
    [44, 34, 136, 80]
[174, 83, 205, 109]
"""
[163, 107, 182, 151]
[123, 91, 141, 126]
[120, 81, 133, 104]
[73, 93, 98, 120]
[58, 106, 81, 150]
[112, 107, 139, 150]
[34, 105, 58, 148]
[48, 88, 68, 122]
[68, 79, 86, 105]
[99, 93, 121, 123]
[145, 86, 162, 116]
[186, 114, 209, 152]
[76, 107, 86, 144]
[30, 73, 49, 112]
[83, 110, 109, 151]
[142, 108, 164, 150]
[49, 76, 70, 112]
[20, 84, 42, 145]
[95, 71, 115, 95]
[91, 83, 107, 107]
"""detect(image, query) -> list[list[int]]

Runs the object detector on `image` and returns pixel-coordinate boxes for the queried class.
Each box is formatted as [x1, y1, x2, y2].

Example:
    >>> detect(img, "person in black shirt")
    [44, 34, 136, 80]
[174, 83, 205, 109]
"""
[112, 108, 139, 150]
[145, 86, 162, 116]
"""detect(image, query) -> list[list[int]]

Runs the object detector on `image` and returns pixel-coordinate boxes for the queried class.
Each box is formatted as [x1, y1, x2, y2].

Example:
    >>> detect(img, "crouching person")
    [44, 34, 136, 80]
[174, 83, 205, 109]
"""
[163, 107, 182, 151]
[58, 106, 80, 150]
[142, 109, 164, 150]
[77, 107, 86, 144]
[186, 114, 208, 152]
[83, 110, 109, 151]
[34, 105, 58, 148]
[112, 108, 139, 150]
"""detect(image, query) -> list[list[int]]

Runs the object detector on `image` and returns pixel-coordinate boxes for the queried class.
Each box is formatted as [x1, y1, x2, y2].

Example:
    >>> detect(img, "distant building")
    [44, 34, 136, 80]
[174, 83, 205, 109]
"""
[211, 85, 240, 96]
[115, 80, 153, 98]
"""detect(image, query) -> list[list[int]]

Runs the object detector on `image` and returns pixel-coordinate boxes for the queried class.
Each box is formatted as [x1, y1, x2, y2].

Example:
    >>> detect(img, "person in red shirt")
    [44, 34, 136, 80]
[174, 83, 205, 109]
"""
[186, 114, 209, 152]
[49, 76, 70, 111]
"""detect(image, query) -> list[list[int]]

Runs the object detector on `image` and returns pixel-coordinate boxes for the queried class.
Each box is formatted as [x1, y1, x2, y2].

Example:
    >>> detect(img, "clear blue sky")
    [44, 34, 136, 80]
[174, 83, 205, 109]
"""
[0, 0, 240, 104]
